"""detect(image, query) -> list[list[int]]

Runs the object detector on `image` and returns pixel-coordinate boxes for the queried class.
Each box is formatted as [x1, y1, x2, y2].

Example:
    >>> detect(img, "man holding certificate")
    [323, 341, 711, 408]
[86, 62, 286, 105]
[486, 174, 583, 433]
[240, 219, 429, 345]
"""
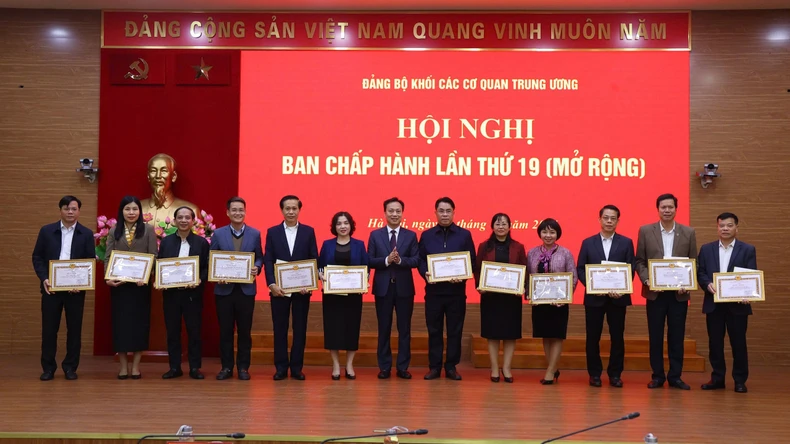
[418, 197, 476, 381]
[576, 205, 635, 388]
[157, 207, 210, 380]
[697, 212, 757, 393]
[211, 197, 264, 381]
[635, 193, 697, 390]
[32, 196, 95, 381]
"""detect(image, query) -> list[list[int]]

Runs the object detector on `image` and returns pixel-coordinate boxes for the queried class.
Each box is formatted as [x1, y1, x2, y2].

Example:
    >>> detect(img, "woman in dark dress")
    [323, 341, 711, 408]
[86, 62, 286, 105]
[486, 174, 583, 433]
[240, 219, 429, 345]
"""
[104, 195, 158, 379]
[527, 218, 578, 385]
[474, 213, 528, 383]
[318, 212, 369, 380]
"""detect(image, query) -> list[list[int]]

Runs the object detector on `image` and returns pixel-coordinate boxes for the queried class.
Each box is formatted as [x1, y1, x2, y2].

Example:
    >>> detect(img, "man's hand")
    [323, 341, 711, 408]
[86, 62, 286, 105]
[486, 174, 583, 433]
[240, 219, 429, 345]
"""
[251, 266, 259, 276]
[608, 292, 622, 299]
[678, 288, 689, 295]
[707, 283, 716, 294]
[43, 279, 52, 295]
[105, 279, 122, 287]
[269, 284, 286, 297]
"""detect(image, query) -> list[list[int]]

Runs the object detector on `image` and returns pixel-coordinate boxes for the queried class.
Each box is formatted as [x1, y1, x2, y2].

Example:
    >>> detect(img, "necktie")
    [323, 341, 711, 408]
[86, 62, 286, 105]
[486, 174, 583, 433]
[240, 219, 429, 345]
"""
[390, 230, 397, 250]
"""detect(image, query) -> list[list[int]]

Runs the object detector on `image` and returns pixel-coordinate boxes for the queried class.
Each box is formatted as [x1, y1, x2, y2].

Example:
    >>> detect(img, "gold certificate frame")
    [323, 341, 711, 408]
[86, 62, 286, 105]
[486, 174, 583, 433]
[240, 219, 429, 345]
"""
[104, 251, 155, 284]
[156, 256, 200, 289]
[49, 259, 96, 292]
[275, 259, 319, 293]
[648, 259, 698, 291]
[585, 263, 633, 295]
[323, 265, 369, 295]
[426, 251, 473, 283]
[478, 261, 526, 295]
[713, 271, 765, 303]
[529, 272, 574, 305]
[208, 251, 255, 284]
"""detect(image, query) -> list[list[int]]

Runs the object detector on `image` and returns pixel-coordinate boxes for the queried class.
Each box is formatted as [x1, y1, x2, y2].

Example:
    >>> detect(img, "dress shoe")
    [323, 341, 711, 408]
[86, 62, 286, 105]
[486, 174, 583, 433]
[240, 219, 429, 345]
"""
[589, 376, 602, 387]
[273, 371, 287, 381]
[64, 370, 78, 380]
[40, 371, 54, 381]
[701, 380, 725, 390]
[396, 370, 412, 380]
[491, 371, 500, 383]
[162, 369, 183, 379]
[189, 369, 204, 380]
[445, 369, 462, 380]
[377, 370, 391, 379]
[669, 379, 691, 390]
[291, 371, 306, 380]
[344, 370, 356, 380]
[424, 369, 441, 380]
[540, 378, 555, 385]
[734, 383, 748, 393]
[610, 377, 623, 388]
[647, 379, 664, 389]
[117, 374, 129, 380]
[216, 368, 233, 380]
[238, 369, 251, 380]
[131, 373, 142, 380]
[331, 373, 340, 380]
[503, 373, 514, 384]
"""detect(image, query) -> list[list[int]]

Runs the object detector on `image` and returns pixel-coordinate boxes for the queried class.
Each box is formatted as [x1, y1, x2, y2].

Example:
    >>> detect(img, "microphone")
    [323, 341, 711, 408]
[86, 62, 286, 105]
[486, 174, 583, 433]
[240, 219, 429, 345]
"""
[320, 428, 429, 444]
[540, 412, 640, 443]
[137, 432, 245, 444]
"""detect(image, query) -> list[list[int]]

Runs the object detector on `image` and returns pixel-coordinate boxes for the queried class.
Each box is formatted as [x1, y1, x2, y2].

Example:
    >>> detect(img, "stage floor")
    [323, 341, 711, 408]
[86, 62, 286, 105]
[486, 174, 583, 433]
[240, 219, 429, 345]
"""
[0, 356, 786, 443]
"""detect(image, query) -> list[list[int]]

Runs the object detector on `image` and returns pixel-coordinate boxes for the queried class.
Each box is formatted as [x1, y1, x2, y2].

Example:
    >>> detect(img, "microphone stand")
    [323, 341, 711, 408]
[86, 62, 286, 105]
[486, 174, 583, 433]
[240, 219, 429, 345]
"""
[541, 413, 640, 443]
[321, 429, 428, 444]
[137, 433, 245, 444]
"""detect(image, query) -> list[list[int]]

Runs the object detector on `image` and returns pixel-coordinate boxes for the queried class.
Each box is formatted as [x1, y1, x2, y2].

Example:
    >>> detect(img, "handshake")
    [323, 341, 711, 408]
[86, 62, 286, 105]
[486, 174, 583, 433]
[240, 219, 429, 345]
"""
[387, 247, 401, 265]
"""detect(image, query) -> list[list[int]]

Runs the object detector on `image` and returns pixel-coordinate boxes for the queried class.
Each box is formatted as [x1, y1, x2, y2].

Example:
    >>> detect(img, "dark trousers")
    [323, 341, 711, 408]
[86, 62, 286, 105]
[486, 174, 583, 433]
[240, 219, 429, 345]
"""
[425, 293, 466, 371]
[270, 292, 311, 374]
[163, 289, 203, 370]
[646, 292, 688, 383]
[706, 305, 749, 384]
[585, 301, 627, 378]
[215, 286, 255, 371]
[41, 291, 85, 373]
[375, 282, 414, 372]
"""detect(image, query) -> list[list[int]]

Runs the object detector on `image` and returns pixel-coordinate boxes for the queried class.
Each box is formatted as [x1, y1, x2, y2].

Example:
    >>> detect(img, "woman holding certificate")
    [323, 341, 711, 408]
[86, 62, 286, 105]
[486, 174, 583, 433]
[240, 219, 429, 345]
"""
[318, 212, 369, 380]
[474, 213, 528, 383]
[104, 196, 158, 379]
[527, 218, 578, 385]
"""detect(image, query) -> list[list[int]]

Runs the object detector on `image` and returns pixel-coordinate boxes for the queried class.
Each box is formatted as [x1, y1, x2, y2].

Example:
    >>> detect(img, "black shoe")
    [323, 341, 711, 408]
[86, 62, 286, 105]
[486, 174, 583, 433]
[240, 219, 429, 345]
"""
[238, 369, 251, 380]
[396, 370, 412, 380]
[117, 374, 128, 380]
[216, 368, 233, 380]
[491, 371, 500, 383]
[589, 376, 602, 387]
[734, 383, 748, 393]
[344, 370, 356, 380]
[445, 369, 462, 380]
[555, 370, 560, 381]
[503, 373, 514, 384]
[378, 370, 391, 379]
[669, 379, 691, 390]
[647, 379, 664, 389]
[273, 370, 287, 381]
[40, 371, 54, 381]
[291, 371, 306, 380]
[610, 377, 623, 388]
[331, 373, 340, 380]
[64, 370, 78, 380]
[540, 378, 555, 385]
[131, 373, 142, 380]
[701, 380, 725, 390]
[162, 369, 183, 379]
[189, 369, 204, 380]
[424, 369, 441, 380]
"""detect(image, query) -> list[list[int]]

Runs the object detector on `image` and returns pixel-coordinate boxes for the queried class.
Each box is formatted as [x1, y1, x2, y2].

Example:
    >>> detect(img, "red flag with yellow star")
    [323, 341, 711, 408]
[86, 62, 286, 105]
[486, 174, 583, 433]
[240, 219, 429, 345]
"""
[175, 54, 231, 85]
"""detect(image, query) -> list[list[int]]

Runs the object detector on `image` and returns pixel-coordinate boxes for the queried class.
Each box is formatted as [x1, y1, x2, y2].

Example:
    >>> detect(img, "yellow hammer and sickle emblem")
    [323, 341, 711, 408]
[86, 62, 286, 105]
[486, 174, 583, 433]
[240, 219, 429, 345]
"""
[124, 57, 149, 80]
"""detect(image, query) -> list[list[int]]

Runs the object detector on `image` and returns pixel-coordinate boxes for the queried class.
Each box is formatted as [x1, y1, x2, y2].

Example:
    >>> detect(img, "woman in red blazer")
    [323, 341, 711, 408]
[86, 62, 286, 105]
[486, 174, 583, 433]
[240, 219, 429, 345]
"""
[474, 213, 528, 383]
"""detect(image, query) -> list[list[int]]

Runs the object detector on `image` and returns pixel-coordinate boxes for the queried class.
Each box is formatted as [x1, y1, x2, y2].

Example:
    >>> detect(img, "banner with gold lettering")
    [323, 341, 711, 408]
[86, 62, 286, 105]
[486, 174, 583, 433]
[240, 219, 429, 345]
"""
[109, 53, 166, 85]
[175, 54, 231, 85]
[103, 12, 690, 50]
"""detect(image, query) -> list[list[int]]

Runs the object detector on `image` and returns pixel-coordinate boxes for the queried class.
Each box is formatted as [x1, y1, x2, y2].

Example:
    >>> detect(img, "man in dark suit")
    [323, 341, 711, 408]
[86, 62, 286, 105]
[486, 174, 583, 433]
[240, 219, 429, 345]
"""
[31, 195, 95, 381]
[368, 197, 419, 379]
[264, 195, 318, 381]
[157, 206, 211, 380]
[697, 212, 756, 393]
[211, 197, 264, 381]
[577, 205, 635, 388]
[635, 193, 697, 390]
[418, 197, 476, 381]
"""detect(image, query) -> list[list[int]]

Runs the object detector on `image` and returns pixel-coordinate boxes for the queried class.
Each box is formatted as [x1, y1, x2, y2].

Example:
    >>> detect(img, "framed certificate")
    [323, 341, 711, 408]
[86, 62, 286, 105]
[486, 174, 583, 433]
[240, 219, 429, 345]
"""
[323, 265, 369, 295]
[208, 251, 255, 284]
[478, 261, 526, 295]
[713, 271, 765, 303]
[426, 251, 473, 283]
[585, 264, 633, 295]
[49, 259, 96, 291]
[529, 272, 574, 305]
[648, 259, 698, 291]
[105, 251, 155, 283]
[156, 256, 199, 289]
[275, 259, 319, 293]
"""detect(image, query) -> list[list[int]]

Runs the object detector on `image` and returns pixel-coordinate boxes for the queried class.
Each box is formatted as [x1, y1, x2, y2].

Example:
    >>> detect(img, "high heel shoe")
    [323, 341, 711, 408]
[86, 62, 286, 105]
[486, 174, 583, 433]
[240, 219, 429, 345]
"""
[331, 373, 340, 380]
[555, 370, 560, 381]
[344, 370, 356, 380]
[131, 373, 142, 380]
[117, 373, 128, 380]
[540, 370, 558, 385]
[490, 371, 500, 383]
[503, 371, 514, 383]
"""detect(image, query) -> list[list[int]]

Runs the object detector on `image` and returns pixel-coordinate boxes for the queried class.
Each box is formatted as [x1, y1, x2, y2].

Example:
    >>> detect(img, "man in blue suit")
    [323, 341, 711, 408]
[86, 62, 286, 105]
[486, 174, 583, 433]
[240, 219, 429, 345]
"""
[264, 195, 318, 381]
[32, 196, 95, 381]
[576, 205, 635, 388]
[211, 196, 264, 381]
[368, 197, 419, 379]
[697, 212, 757, 394]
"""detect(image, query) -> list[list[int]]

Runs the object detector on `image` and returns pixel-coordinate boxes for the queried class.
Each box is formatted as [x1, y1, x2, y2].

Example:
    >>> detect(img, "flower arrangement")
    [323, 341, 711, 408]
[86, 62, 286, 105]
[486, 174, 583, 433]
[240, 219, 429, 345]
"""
[94, 215, 117, 261]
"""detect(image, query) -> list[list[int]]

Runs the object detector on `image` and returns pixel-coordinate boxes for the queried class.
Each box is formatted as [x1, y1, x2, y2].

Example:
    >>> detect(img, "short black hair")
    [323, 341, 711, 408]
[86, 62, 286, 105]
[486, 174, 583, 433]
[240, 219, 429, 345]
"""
[227, 196, 246, 209]
[174, 206, 195, 219]
[280, 195, 302, 210]
[435, 197, 455, 210]
[383, 197, 405, 212]
[537, 218, 562, 240]
[656, 193, 678, 209]
[330, 211, 356, 236]
[717, 212, 739, 225]
[599, 204, 621, 218]
[59, 195, 82, 209]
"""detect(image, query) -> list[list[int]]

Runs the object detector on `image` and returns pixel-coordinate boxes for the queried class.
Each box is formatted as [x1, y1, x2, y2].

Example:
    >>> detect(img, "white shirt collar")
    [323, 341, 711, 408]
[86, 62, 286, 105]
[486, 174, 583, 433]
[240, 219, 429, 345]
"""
[600, 232, 614, 241]
[283, 221, 299, 231]
[719, 239, 736, 250]
[60, 221, 75, 232]
[660, 222, 676, 234]
[387, 225, 401, 235]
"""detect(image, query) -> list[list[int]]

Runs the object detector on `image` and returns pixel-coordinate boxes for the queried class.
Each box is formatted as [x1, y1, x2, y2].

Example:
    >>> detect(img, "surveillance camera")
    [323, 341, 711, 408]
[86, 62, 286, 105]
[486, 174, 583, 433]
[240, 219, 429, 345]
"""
[705, 163, 717, 170]
[80, 158, 93, 166]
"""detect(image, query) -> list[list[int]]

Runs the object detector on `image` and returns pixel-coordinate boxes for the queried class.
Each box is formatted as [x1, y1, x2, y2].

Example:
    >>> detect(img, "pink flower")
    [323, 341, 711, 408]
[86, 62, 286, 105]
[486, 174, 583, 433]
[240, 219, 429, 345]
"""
[197, 228, 205, 236]
[209, 223, 216, 230]
[93, 232, 102, 239]
[97, 219, 105, 229]
[164, 216, 171, 225]
[108, 218, 118, 227]
[99, 227, 109, 237]
[205, 214, 214, 223]
[98, 215, 108, 224]
[143, 213, 153, 223]
[206, 237, 212, 245]
[200, 210, 207, 218]
[155, 226, 165, 237]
